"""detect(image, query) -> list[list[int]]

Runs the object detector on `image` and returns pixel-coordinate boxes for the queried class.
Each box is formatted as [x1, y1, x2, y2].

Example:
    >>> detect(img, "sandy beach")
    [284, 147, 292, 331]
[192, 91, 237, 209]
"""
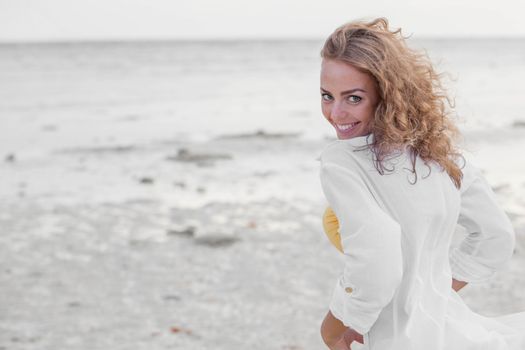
[1, 39, 525, 349]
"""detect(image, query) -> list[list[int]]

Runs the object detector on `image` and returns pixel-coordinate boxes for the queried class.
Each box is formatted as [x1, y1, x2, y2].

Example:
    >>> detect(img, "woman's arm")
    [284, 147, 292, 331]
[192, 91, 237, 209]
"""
[319, 157, 404, 335]
[321, 278, 467, 349]
[321, 279, 467, 349]
[320, 310, 346, 348]
[321, 310, 363, 349]
[449, 157, 516, 284]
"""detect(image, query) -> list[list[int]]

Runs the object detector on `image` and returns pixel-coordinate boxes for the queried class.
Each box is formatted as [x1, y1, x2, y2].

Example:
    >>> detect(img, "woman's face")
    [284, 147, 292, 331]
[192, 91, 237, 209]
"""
[320, 59, 380, 139]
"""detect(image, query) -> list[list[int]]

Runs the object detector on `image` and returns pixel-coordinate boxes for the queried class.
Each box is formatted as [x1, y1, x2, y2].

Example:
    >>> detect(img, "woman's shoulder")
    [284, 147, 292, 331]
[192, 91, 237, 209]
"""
[319, 136, 374, 166]
[319, 140, 362, 167]
[452, 151, 484, 194]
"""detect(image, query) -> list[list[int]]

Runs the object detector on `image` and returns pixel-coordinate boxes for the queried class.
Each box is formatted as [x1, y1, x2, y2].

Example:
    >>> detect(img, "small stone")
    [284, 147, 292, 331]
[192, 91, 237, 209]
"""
[512, 120, 525, 128]
[194, 233, 239, 247]
[170, 326, 193, 335]
[163, 294, 181, 301]
[166, 227, 195, 237]
[139, 177, 154, 184]
[166, 148, 232, 164]
[5, 153, 15, 162]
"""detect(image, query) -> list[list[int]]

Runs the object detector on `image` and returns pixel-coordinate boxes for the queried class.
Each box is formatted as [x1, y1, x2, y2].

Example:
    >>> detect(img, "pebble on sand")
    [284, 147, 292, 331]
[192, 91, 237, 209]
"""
[5, 153, 15, 163]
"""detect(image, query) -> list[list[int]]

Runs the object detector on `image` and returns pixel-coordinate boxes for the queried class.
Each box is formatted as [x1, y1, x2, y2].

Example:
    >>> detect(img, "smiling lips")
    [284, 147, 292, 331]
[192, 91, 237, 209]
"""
[335, 121, 360, 133]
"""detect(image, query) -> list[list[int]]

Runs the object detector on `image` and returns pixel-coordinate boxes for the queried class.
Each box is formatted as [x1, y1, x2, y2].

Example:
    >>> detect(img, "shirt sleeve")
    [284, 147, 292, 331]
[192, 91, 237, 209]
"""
[319, 157, 404, 335]
[449, 158, 516, 284]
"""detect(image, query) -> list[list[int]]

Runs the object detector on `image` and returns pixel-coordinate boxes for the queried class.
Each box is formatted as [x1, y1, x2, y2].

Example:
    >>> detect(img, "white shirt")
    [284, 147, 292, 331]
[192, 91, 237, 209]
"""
[319, 133, 525, 350]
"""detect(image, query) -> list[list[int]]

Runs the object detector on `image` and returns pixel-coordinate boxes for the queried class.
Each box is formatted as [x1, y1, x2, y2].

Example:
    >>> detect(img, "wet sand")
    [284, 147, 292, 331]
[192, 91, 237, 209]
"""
[1, 124, 525, 349]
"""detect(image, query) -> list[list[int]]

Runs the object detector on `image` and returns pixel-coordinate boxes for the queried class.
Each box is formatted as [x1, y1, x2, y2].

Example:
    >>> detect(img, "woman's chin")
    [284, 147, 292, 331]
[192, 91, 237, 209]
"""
[334, 124, 366, 140]
[336, 131, 360, 140]
[336, 127, 370, 140]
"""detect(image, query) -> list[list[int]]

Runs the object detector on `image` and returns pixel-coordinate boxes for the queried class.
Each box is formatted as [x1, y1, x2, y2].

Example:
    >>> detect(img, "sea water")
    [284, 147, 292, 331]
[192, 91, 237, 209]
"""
[1, 38, 524, 153]
[0, 39, 524, 207]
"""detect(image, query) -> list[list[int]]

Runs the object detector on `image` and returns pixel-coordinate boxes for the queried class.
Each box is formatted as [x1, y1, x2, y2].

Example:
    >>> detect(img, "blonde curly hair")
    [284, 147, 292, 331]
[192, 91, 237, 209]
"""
[320, 17, 465, 189]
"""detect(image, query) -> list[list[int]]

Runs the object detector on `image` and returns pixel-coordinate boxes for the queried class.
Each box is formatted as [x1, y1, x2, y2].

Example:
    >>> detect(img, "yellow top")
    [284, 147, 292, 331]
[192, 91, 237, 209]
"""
[322, 206, 343, 253]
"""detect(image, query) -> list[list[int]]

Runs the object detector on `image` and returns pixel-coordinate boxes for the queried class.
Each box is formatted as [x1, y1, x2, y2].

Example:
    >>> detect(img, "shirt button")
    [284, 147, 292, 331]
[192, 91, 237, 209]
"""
[345, 287, 353, 293]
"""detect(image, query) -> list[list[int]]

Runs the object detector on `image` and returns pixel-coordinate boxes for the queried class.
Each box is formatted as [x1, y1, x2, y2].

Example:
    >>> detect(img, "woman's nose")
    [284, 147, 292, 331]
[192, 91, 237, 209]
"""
[331, 102, 347, 121]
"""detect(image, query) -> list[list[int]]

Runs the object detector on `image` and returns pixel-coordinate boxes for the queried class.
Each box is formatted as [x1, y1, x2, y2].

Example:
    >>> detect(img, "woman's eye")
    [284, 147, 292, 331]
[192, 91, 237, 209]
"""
[321, 93, 332, 101]
[320, 93, 361, 103]
[348, 95, 362, 103]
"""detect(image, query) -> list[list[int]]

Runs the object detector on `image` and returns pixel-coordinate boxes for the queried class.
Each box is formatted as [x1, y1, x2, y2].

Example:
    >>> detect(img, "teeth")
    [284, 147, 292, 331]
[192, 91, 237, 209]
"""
[337, 122, 359, 131]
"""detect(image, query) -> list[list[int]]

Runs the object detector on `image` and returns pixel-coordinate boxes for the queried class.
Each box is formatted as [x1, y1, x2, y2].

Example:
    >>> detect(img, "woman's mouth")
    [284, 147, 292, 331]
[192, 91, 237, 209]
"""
[335, 121, 360, 134]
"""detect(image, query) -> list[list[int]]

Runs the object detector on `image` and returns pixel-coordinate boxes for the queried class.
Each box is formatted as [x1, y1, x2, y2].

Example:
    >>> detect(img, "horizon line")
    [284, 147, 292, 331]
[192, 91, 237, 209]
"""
[1, 35, 525, 45]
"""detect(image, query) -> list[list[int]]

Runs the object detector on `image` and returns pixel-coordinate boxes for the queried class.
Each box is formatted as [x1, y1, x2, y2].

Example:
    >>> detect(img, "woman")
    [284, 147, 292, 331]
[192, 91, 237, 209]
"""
[317, 17, 525, 350]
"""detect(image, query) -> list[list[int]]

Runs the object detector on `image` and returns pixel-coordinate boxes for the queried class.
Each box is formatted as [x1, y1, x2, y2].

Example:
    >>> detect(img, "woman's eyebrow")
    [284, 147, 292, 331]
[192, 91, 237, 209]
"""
[320, 87, 366, 95]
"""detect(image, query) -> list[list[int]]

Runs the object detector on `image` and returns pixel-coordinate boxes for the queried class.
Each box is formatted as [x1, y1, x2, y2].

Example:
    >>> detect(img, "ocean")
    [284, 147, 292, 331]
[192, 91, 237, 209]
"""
[1, 38, 524, 153]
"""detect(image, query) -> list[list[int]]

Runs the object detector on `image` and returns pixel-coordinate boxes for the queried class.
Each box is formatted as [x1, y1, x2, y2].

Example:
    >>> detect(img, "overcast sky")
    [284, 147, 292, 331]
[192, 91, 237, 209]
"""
[1, 0, 525, 42]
